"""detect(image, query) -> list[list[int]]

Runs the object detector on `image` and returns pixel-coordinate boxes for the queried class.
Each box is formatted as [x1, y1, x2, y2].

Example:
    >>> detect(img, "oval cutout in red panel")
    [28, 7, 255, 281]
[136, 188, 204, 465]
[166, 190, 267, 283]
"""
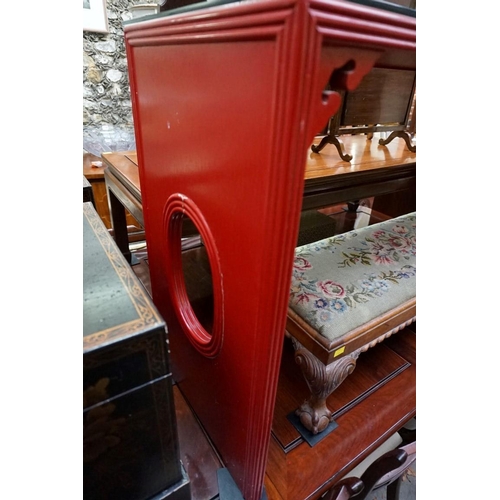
[163, 193, 223, 358]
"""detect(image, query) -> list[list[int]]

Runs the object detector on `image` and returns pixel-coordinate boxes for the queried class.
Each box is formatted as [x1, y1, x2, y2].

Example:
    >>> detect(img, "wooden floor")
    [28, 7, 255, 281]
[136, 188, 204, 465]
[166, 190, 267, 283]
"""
[129, 203, 416, 500]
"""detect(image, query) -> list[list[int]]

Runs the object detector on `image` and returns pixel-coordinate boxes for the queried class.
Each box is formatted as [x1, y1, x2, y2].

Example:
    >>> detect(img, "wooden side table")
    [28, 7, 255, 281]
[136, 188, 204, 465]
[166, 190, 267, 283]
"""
[83, 152, 111, 228]
[101, 135, 415, 261]
[102, 151, 203, 263]
[102, 151, 144, 263]
[84, 151, 143, 232]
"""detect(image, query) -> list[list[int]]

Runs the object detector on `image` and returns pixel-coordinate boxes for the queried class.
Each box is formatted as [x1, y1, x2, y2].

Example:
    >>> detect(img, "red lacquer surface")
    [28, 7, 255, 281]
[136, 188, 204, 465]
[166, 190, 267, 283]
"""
[124, 1, 415, 499]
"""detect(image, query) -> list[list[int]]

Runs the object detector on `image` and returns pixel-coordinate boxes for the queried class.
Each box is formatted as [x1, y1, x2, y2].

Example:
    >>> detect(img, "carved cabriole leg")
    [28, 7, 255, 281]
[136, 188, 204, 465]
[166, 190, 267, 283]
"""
[291, 337, 361, 435]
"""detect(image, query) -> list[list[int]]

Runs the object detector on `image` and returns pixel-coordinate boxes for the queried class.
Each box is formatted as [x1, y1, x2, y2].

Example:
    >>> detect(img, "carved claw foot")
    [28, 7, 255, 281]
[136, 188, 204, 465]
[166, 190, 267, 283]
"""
[291, 338, 361, 435]
[296, 397, 333, 435]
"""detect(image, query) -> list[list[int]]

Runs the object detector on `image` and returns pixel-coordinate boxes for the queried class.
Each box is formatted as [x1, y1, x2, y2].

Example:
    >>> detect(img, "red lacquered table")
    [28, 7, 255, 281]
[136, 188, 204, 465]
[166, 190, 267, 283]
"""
[122, 2, 416, 499]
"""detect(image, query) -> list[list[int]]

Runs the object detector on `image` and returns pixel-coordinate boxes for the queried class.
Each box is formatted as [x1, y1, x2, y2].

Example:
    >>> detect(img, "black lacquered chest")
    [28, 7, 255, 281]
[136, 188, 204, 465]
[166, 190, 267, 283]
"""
[83, 202, 190, 500]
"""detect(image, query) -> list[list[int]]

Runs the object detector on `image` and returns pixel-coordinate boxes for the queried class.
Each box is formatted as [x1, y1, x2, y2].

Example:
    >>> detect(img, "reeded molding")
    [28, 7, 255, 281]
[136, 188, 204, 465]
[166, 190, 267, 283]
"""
[162, 193, 224, 359]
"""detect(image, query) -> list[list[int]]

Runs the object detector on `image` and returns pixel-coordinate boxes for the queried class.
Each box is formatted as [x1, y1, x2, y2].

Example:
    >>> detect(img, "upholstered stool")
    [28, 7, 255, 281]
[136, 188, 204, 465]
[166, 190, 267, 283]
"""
[287, 212, 416, 434]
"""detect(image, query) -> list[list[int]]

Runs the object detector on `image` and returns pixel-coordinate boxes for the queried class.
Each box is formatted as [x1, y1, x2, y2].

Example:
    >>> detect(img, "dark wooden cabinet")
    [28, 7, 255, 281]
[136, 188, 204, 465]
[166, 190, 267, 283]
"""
[83, 202, 190, 500]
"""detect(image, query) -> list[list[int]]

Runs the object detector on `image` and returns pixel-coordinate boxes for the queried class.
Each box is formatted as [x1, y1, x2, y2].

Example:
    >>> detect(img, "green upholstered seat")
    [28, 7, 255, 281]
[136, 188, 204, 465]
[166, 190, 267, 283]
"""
[289, 213, 416, 343]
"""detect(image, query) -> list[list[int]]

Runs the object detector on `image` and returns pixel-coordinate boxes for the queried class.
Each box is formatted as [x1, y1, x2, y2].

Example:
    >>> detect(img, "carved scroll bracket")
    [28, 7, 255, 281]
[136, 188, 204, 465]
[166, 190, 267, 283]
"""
[308, 46, 383, 146]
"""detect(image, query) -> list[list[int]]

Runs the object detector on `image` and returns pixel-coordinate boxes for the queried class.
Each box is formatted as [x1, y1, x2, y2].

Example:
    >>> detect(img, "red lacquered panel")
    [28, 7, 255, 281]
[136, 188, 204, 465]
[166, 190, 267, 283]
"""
[124, 1, 415, 499]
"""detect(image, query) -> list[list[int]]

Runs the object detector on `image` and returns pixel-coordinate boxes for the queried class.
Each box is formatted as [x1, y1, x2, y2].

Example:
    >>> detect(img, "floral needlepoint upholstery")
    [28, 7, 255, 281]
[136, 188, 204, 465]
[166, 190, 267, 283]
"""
[289, 213, 416, 342]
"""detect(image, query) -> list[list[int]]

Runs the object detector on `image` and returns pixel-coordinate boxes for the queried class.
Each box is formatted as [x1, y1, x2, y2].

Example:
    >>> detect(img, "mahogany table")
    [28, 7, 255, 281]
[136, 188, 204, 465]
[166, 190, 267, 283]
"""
[103, 134, 415, 262]
[266, 324, 416, 500]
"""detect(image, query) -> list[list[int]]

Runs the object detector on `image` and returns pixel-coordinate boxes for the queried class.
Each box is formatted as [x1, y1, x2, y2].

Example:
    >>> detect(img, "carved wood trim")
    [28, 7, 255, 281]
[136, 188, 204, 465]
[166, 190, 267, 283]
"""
[289, 318, 415, 434]
[356, 317, 415, 354]
[286, 299, 416, 364]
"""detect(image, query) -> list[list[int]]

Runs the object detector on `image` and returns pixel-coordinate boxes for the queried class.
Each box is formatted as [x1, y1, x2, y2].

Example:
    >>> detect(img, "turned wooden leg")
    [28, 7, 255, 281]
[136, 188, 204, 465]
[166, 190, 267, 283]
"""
[378, 130, 416, 153]
[291, 338, 360, 434]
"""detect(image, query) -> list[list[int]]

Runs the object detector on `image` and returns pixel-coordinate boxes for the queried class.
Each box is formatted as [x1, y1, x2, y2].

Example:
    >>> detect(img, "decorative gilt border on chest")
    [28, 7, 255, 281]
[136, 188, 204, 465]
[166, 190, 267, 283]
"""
[83, 202, 164, 353]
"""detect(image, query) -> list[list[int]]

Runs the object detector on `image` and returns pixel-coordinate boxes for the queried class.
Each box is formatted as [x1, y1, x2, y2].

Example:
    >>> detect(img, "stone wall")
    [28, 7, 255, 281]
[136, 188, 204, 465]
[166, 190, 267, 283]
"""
[83, 0, 137, 128]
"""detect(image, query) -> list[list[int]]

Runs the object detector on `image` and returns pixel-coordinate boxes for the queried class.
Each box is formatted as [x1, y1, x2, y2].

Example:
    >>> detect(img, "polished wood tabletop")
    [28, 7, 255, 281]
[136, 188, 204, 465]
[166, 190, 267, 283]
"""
[102, 150, 141, 200]
[103, 133, 416, 205]
[101, 134, 416, 261]
[305, 133, 416, 180]
[302, 134, 416, 210]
